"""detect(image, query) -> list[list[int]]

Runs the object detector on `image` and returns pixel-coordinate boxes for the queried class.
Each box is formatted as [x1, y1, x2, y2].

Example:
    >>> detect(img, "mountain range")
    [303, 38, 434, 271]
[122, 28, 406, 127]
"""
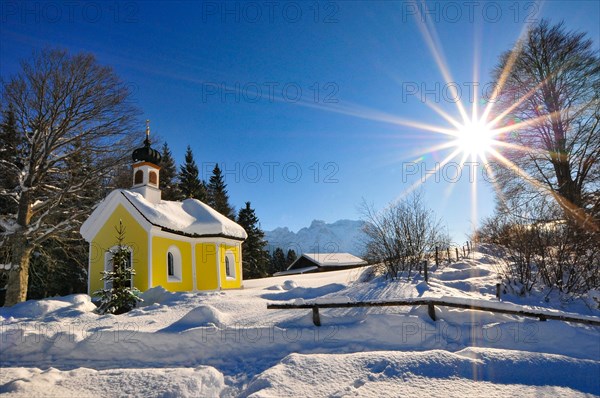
[264, 219, 367, 256]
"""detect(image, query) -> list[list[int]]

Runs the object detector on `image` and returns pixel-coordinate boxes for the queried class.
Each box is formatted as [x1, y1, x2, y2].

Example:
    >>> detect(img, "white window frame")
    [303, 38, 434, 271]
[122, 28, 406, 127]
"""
[225, 250, 236, 279]
[104, 246, 133, 290]
[167, 245, 182, 282]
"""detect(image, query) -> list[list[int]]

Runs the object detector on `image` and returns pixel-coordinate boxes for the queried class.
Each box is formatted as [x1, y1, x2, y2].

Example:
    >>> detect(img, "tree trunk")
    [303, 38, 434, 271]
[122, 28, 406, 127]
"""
[4, 233, 34, 306]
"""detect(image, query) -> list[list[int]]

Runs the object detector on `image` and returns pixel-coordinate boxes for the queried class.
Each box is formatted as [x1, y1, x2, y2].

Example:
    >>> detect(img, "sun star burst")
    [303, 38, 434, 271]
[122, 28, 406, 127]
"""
[453, 118, 497, 161]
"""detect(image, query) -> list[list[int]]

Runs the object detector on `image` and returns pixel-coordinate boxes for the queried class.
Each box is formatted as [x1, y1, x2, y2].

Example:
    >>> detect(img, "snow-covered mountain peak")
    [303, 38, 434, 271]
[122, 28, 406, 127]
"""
[264, 219, 366, 255]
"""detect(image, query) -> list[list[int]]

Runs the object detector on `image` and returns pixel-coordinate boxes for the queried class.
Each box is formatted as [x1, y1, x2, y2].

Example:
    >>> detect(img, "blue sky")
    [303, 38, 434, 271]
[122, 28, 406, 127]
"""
[1, 1, 599, 242]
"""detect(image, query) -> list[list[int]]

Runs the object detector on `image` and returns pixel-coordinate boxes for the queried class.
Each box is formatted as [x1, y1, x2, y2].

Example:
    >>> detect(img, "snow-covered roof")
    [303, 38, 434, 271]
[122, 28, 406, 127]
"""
[81, 190, 247, 241]
[273, 266, 319, 276]
[302, 253, 367, 267]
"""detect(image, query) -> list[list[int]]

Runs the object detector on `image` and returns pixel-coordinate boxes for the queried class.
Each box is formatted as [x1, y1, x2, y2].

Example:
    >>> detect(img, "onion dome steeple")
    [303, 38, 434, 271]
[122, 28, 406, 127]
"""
[132, 120, 162, 165]
[131, 120, 162, 204]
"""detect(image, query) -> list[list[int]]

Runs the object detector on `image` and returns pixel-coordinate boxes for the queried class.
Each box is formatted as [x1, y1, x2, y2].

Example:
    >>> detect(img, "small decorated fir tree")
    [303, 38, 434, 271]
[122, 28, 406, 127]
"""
[94, 221, 142, 314]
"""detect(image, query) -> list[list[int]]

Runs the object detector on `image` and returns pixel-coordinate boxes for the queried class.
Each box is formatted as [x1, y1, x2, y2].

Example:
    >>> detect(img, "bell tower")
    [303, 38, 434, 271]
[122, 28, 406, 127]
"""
[131, 120, 162, 204]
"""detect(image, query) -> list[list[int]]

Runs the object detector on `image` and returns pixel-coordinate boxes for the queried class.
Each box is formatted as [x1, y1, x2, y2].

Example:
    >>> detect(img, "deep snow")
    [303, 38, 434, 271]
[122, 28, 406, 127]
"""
[1, 245, 598, 397]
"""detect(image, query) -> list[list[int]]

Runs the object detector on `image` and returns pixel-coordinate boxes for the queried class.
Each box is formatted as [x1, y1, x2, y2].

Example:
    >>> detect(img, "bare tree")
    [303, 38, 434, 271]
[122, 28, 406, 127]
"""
[0, 49, 138, 306]
[360, 191, 449, 279]
[491, 19, 600, 229]
[478, 199, 549, 295]
[477, 196, 599, 295]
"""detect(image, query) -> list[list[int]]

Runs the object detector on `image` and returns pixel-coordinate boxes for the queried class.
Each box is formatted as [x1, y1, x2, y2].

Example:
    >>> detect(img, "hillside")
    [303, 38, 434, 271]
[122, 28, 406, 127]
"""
[0, 245, 598, 397]
[265, 219, 366, 256]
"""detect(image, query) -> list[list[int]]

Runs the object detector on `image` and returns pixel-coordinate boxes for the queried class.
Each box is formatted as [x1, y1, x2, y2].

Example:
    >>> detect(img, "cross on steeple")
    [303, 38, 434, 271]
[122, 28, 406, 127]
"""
[145, 119, 151, 146]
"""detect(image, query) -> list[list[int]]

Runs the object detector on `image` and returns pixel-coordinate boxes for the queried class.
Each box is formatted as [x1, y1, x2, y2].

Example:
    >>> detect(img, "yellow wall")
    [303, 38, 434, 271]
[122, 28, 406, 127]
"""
[89, 204, 148, 294]
[219, 243, 242, 289]
[196, 243, 218, 290]
[151, 237, 193, 291]
[88, 202, 244, 293]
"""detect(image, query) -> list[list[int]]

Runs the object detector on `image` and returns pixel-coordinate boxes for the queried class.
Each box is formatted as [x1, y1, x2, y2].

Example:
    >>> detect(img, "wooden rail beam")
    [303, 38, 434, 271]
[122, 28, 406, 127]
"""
[267, 299, 600, 327]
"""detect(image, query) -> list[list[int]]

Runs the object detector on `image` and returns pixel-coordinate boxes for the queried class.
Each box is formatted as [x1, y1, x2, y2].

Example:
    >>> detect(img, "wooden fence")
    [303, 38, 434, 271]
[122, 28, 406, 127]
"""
[267, 298, 600, 327]
[433, 241, 473, 266]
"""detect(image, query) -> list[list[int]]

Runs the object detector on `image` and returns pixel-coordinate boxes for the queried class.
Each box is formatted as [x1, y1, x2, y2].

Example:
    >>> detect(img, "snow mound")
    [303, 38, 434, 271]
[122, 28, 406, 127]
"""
[264, 280, 299, 292]
[434, 267, 492, 281]
[0, 366, 225, 398]
[355, 265, 381, 283]
[0, 294, 96, 320]
[138, 286, 180, 306]
[244, 349, 599, 397]
[264, 285, 284, 291]
[158, 305, 229, 332]
[283, 280, 298, 290]
[446, 262, 472, 270]
[262, 283, 346, 301]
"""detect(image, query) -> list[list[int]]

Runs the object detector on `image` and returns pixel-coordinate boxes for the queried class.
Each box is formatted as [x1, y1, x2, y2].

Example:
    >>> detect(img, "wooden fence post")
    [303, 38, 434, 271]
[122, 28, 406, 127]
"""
[424, 260, 429, 282]
[496, 283, 501, 299]
[463, 246, 466, 258]
[435, 247, 439, 266]
[312, 306, 321, 326]
[427, 303, 436, 321]
[455, 247, 459, 261]
[447, 247, 451, 263]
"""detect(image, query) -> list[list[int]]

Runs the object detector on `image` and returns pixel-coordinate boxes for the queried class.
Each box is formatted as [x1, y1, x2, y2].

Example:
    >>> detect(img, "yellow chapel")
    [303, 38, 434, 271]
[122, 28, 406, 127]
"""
[80, 124, 247, 294]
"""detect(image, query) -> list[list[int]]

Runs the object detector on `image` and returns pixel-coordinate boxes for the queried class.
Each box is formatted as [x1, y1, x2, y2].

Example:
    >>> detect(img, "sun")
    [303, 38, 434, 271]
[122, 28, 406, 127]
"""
[453, 119, 496, 160]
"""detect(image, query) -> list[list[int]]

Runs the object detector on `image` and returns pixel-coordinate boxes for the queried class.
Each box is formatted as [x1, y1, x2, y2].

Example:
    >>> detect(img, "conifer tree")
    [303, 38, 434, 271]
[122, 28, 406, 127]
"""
[108, 164, 133, 190]
[94, 221, 142, 315]
[178, 145, 206, 201]
[207, 164, 235, 219]
[0, 105, 21, 289]
[237, 202, 270, 279]
[270, 247, 287, 274]
[285, 249, 297, 268]
[0, 104, 21, 216]
[160, 142, 181, 201]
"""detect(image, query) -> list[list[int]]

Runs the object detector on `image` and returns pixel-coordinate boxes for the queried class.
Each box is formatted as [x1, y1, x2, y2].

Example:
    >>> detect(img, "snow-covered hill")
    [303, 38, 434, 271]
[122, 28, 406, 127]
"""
[1, 245, 599, 397]
[264, 219, 366, 256]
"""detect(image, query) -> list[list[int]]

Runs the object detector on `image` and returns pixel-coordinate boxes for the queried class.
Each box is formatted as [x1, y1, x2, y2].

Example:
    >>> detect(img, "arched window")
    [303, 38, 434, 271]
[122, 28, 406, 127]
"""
[167, 252, 174, 276]
[225, 251, 235, 279]
[134, 170, 143, 185]
[167, 246, 182, 281]
[149, 171, 157, 185]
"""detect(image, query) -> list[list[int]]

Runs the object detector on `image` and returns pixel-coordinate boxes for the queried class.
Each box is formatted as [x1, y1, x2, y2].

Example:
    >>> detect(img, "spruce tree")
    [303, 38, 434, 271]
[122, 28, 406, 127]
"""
[286, 249, 297, 268]
[0, 104, 21, 216]
[94, 221, 142, 315]
[0, 105, 21, 292]
[237, 202, 270, 279]
[160, 142, 182, 201]
[207, 164, 235, 219]
[178, 145, 207, 201]
[108, 164, 133, 190]
[270, 247, 287, 274]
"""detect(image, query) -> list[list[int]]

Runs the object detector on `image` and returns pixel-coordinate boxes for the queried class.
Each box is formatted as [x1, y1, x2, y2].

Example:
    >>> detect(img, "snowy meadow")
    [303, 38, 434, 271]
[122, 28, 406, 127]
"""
[1, 246, 599, 397]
